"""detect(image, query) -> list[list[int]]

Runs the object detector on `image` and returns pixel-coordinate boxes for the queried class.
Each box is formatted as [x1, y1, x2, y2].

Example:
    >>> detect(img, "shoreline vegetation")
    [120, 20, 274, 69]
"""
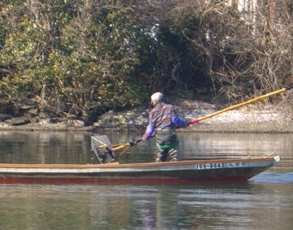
[1, 1, 293, 131]
[1, 1, 293, 135]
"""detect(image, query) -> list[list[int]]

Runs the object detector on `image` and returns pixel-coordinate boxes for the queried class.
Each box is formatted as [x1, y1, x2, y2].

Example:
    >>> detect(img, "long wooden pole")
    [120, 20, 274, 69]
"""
[189, 86, 293, 124]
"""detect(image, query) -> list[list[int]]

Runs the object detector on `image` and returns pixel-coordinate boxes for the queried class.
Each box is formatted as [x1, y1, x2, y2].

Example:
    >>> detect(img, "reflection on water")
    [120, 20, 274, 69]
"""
[0, 131, 292, 229]
[0, 131, 292, 171]
[177, 132, 293, 172]
[0, 131, 92, 164]
[0, 182, 292, 230]
[251, 171, 293, 183]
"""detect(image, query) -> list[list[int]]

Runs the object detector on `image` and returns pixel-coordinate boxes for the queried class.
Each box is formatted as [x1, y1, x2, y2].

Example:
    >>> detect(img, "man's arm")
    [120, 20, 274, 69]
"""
[142, 124, 155, 141]
[172, 116, 188, 127]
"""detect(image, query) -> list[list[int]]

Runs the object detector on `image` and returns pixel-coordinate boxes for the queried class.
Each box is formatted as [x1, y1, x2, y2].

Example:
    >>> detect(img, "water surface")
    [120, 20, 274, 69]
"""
[0, 131, 292, 230]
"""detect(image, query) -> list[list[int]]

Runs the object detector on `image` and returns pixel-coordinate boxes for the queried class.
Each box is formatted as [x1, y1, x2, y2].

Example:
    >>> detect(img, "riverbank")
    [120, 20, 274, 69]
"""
[1, 98, 292, 133]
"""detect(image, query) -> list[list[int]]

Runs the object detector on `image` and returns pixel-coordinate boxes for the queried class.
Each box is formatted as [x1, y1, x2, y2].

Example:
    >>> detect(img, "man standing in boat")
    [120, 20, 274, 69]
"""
[142, 92, 189, 162]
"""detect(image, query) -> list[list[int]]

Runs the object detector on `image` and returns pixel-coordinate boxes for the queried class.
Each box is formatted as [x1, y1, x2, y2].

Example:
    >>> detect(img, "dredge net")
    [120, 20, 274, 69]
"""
[91, 135, 115, 164]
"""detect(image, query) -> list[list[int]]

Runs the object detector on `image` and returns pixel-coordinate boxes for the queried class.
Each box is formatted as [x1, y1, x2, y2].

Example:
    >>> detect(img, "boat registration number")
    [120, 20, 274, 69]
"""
[196, 162, 248, 169]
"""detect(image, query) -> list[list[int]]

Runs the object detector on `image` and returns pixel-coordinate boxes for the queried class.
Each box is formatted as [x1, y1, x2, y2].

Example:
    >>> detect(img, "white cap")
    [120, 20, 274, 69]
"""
[151, 92, 163, 102]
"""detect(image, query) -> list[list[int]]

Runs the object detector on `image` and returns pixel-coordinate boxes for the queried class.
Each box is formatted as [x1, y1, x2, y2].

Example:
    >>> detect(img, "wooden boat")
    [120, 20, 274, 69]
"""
[0, 155, 280, 184]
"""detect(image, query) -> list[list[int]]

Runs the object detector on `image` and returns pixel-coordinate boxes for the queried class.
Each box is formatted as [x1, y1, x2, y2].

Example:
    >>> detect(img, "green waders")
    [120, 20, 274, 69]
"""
[155, 128, 179, 162]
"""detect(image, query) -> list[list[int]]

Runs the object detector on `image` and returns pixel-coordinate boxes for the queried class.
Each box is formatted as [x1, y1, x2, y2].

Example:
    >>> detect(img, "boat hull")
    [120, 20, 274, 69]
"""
[0, 156, 280, 184]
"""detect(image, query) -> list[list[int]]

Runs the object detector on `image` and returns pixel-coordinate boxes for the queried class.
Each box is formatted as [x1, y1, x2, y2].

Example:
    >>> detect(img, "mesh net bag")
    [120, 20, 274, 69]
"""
[91, 135, 115, 164]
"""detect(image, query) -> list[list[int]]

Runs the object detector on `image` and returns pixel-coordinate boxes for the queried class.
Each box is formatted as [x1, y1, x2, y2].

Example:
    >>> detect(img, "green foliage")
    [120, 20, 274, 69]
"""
[0, 1, 148, 111]
[1, 0, 293, 117]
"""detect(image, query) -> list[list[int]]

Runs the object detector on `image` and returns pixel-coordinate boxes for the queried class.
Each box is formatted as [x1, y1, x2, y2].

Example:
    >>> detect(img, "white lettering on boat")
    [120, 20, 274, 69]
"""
[195, 162, 248, 169]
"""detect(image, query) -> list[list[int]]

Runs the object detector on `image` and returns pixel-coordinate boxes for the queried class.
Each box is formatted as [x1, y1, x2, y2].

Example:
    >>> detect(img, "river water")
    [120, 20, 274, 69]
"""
[0, 131, 292, 230]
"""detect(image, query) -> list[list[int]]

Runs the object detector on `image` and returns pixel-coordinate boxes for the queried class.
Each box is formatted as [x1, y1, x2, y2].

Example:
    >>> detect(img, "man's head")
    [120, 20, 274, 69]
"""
[150, 92, 163, 106]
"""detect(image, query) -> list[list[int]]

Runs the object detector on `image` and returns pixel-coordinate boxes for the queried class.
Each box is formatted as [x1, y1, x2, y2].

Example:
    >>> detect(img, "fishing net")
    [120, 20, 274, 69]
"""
[91, 135, 115, 164]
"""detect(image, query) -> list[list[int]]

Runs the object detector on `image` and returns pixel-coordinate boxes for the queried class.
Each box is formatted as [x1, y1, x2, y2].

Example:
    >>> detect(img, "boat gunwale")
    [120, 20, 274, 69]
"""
[0, 156, 280, 169]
